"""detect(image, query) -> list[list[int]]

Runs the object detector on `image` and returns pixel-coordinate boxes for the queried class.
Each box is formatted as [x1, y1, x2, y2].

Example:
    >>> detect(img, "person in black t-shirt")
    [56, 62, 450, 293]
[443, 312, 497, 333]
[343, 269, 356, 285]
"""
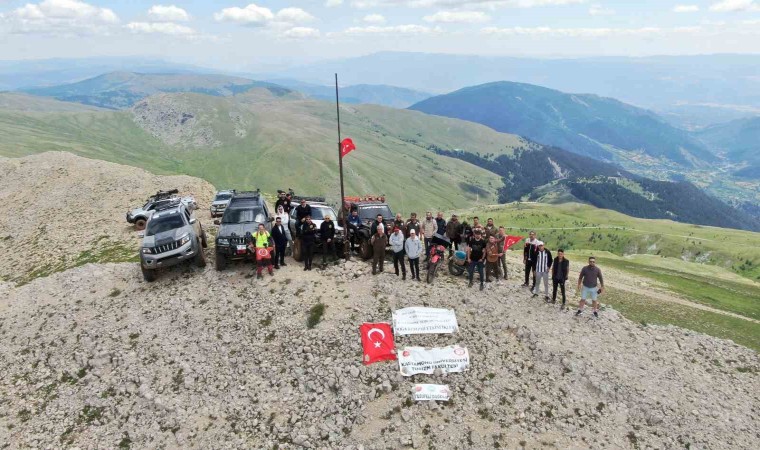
[466, 228, 487, 291]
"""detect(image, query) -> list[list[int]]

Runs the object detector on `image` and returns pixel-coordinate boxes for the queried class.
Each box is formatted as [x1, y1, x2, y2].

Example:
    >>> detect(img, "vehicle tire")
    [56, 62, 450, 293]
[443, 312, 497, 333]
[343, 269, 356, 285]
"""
[215, 253, 227, 271]
[141, 267, 157, 282]
[201, 231, 208, 248]
[359, 239, 373, 260]
[448, 259, 465, 276]
[134, 217, 147, 231]
[195, 242, 207, 268]
[292, 238, 303, 262]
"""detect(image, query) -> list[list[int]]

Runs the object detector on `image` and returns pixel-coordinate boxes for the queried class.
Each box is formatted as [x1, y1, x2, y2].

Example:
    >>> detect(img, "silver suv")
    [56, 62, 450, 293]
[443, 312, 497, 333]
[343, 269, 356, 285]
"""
[210, 190, 235, 218]
[140, 200, 208, 282]
[127, 189, 197, 231]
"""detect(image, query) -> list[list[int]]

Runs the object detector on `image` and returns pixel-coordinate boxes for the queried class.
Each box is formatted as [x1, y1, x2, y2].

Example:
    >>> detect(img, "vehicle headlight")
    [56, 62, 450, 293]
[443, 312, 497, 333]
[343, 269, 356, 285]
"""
[217, 238, 229, 245]
[179, 235, 190, 246]
[141, 247, 153, 254]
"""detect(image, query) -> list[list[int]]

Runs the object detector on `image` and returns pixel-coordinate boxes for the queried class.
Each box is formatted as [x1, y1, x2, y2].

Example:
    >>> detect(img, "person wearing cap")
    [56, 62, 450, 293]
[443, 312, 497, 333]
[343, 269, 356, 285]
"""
[371, 225, 387, 275]
[294, 199, 312, 237]
[466, 228, 487, 291]
[271, 215, 289, 269]
[523, 231, 539, 289]
[485, 235, 503, 283]
[405, 229, 422, 281]
[576, 256, 604, 318]
[301, 216, 317, 271]
[532, 241, 553, 300]
[471, 217, 484, 235]
[320, 214, 336, 266]
[389, 226, 406, 280]
[405, 213, 421, 239]
[421, 212, 436, 261]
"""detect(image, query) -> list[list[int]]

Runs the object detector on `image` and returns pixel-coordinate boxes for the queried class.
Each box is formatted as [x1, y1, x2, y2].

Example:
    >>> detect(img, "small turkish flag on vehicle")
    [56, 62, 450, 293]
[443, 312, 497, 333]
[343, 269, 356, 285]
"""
[360, 322, 396, 365]
[340, 138, 356, 158]
[503, 235, 524, 251]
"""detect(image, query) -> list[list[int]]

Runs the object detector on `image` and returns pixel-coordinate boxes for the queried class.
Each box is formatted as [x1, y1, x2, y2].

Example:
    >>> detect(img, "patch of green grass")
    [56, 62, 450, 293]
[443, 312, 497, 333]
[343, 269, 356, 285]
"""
[109, 288, 121, 297]
[306, 303, 326, 329]
[78, 405, 104, 425]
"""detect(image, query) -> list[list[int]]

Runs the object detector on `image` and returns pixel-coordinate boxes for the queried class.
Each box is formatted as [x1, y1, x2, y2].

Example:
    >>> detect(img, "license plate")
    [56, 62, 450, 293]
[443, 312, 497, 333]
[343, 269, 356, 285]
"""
[236, 245, 246, 254]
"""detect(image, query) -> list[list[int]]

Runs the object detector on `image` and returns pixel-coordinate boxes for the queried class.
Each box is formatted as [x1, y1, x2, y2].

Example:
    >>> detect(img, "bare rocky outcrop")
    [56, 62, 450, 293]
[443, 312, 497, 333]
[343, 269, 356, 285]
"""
[0, 152, 215, 284]
[0, 152, 757, 449]
[132, 94, 222, 148]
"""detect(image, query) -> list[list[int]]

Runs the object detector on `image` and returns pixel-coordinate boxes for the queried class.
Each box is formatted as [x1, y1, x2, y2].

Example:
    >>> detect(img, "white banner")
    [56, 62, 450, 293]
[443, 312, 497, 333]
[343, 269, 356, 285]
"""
[392, 307, 459, 335]
[413, 384, 451, 401]
[398, 345, 470, 376]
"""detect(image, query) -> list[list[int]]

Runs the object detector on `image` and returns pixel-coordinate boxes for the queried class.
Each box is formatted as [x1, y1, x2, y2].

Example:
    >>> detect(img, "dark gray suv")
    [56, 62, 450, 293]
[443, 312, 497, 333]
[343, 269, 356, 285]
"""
[214, 191, 273, 270]
[140, 200, 208, 281]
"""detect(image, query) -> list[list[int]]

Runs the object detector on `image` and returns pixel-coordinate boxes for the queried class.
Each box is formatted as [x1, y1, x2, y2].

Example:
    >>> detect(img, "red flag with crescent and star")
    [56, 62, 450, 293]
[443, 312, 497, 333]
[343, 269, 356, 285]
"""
[503, 235, 524, 251]
[359, 322, 396, 365]
[340, 138, 356, 158]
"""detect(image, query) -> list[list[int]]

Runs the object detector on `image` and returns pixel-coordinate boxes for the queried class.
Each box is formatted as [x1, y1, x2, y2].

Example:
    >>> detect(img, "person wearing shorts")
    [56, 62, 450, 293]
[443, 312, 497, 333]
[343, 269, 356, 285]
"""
[576, 256, 604, 318]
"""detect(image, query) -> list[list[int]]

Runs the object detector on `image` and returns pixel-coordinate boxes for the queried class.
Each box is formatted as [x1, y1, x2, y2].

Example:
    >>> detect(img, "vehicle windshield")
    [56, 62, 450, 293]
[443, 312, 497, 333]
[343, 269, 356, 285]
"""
[222, 207, 265, 224]
[311, 206, 337, 220]
[358, 205, 393, 221]
[214, 193, 232, 201]
[145, 214, 185, 236]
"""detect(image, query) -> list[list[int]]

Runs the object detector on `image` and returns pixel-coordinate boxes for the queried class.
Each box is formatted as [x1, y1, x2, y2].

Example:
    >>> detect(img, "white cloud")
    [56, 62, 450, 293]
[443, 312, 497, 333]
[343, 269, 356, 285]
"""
[673, 4, 700, 12]
[588, 4, 615, 16]
[481, 25, 702, 37]
[709, 0, 760, 12]
[0, 0, 118, 34]
[325, 0, 344, 6]
[362, 13, 386, 23]
[423, 10, 490, 22]
[147, 5, 190, 22]
[214, 3, 275, 26]
[126, 21, 195, 36]
[282, 26, 321, 38]
[275, 7, 316, 24]
[351, 0, 585, 9]
[214, 4, 316, 27]
[342, 24, 441, 34]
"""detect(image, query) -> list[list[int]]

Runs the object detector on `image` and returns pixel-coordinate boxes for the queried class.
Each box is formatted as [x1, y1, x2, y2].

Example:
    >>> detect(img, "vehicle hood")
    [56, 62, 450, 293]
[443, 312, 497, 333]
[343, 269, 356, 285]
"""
[142, 228, 188, 247]
[218, 223, 261, 238]
[211, 200, 229, 207]
[312, 220, 344, 233]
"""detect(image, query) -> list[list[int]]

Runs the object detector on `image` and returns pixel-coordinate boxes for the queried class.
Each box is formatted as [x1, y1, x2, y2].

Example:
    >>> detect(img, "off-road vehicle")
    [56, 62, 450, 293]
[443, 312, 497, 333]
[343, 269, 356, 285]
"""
[139, 199, 208, 282]
[288, 196, 346, 262]
[214, 190, 273, 270]
[127, 189, 197, 231]
[339, 196, 394, 260]
[210, 190, 235, 218]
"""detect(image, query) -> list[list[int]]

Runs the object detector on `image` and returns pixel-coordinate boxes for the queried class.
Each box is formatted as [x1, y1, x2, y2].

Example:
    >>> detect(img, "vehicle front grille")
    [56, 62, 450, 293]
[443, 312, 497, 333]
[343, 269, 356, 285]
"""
[153, 239, 181, 254]
[229, 237, 247, 246]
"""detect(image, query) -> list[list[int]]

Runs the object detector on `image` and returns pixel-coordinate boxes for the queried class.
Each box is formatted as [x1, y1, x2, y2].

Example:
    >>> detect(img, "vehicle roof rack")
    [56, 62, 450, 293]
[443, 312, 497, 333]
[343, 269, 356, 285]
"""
[292, 195, 327, 203]
[153, 198, 183, 212]
[150, 189, 179, 202]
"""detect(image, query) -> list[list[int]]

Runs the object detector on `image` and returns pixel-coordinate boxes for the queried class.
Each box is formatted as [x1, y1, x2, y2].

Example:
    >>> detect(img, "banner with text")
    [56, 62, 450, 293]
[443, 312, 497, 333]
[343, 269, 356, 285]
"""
[392, 307, 459, 336]
[398, 345, 470, 376]
[413, 384, 451, 401]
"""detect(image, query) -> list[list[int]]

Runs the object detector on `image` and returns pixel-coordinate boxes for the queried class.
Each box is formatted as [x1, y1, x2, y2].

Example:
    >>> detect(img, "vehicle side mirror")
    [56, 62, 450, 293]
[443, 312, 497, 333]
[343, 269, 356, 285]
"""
[213, 219, 221, 225]
[189, 218, 197, 224]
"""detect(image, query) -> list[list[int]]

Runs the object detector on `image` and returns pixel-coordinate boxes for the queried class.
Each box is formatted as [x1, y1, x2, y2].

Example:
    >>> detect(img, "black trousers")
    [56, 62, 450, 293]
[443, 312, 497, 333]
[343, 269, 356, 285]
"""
[321, 240, 335, 263]
[393, 250, 406, 275]
[552, 280, 566, 304]
[409, 258, 420, 279]
[524, 262, 535, 286]
[274, 242, 286, 265]
[303, 242, 314, 268]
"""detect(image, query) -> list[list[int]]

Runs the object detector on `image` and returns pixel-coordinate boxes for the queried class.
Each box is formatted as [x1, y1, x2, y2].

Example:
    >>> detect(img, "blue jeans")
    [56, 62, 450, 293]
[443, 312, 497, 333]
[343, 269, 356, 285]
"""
[468, 260, 484, 285]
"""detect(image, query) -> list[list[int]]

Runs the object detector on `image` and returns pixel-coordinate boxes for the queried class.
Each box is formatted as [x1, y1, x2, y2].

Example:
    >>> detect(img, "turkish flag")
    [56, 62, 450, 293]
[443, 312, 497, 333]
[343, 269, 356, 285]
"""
[360, 322, 396, 365]
[503, 235, 524, 251]
[340, 138, 356, 158]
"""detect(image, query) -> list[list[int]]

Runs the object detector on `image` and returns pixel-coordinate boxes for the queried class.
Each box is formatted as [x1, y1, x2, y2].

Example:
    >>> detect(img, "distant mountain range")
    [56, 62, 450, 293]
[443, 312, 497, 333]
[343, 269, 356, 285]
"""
[410, 81, 715, 166]
[434, 143, 760, 231]
[696, 117, 760, 178]
[266, 79, 432, 108]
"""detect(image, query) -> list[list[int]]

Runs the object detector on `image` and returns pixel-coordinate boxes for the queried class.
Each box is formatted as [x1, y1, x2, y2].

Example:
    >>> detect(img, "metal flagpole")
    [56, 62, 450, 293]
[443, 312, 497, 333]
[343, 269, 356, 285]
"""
[336, 73, 350, 260]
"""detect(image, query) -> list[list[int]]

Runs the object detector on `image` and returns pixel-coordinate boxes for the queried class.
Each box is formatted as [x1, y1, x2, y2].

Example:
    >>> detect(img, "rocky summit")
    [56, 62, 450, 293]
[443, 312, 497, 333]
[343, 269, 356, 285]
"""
[0, 153, 758, 449]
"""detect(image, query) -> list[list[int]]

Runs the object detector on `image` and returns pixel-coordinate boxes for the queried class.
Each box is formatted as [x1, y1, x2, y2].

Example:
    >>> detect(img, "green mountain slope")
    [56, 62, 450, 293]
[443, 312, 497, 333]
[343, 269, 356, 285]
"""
[22, 72, 292, 109]
[0, 90, 526, 212]
[410, 81, 716, 166]
[695, 116, 760, 178]
[0, 92, 105, 112]
[434, 143, 760, 232]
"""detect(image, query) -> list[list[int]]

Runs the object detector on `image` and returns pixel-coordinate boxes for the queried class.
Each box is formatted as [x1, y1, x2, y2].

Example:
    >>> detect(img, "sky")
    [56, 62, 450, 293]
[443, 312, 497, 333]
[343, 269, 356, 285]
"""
[1, 0, 759, 70]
